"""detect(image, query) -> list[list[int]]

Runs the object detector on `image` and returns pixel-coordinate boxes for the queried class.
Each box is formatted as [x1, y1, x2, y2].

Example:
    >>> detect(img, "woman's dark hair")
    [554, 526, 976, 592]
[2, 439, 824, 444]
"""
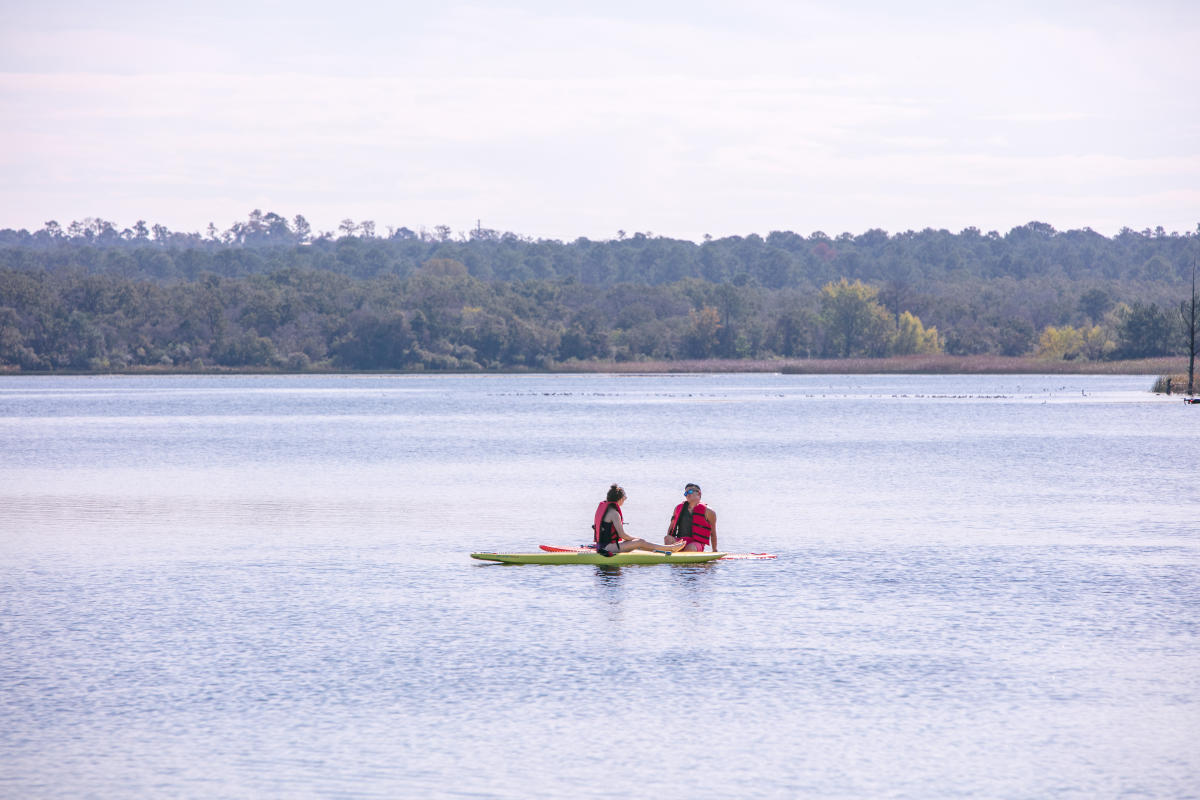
[606, 484, 626, 502]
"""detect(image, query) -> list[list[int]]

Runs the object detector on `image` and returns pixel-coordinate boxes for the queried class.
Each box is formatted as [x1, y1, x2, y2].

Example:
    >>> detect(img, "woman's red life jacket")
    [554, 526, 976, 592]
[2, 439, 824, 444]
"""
[670, 502, 712, 548]
[594, 501, 623, 550]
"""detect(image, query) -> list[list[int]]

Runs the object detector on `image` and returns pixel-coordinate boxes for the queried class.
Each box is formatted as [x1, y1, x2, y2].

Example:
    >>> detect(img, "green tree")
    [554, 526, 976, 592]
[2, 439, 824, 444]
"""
[1181, 264, 1198, 394]
[292, 215, 311, 243]
[684, 306, 722, 358]
[1116, 302, 1175, 358]
[333, 312, 414, 369]
[819, 278, 892, 357]
[769, 306, 816, 357]
[1078, 288, 1111, 322]
[215, 332, 279, 367]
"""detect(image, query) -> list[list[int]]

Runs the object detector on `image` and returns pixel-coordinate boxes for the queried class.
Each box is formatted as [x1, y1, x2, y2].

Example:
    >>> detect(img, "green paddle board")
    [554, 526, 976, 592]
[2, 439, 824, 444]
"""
[471, 551, 727, 565]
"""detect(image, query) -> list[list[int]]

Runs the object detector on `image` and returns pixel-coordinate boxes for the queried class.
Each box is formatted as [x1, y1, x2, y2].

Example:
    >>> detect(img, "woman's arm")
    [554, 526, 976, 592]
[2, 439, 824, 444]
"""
[607, 507, 631, 540]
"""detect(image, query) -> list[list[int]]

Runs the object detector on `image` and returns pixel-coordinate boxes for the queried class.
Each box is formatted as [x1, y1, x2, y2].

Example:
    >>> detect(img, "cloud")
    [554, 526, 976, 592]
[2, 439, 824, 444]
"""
[1, 1, 1198, 239]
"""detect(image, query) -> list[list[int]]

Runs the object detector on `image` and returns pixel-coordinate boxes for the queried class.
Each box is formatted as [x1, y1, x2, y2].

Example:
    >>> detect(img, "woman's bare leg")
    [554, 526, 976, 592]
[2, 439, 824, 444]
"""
[620, 537, 686, 553]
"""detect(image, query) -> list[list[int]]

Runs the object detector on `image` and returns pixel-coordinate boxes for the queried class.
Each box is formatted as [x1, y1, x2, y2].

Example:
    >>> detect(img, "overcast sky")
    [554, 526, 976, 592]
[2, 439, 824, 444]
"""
[2, 0, 1197, 241]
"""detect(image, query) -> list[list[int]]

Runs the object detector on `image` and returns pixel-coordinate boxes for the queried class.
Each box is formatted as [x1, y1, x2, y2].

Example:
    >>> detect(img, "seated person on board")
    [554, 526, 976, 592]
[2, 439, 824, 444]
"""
[595, 484, 687, 557]
[664, 482, 718, 552]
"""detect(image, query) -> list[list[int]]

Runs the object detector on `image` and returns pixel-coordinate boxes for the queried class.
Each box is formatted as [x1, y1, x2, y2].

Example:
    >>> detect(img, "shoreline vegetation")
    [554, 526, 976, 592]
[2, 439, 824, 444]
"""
[562, 355, 1188, 376]
[1, 355, 1184, 378]
[3, 213, 1197, 396]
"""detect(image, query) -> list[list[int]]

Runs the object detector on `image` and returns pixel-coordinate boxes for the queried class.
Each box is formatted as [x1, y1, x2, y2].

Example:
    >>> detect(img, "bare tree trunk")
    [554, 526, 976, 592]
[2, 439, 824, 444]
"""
[1186, 262, 1197, 396]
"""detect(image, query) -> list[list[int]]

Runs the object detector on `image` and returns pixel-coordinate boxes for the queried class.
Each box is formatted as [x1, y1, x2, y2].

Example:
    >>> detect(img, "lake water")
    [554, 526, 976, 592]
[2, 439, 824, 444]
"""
[1, 373, 1197, 799]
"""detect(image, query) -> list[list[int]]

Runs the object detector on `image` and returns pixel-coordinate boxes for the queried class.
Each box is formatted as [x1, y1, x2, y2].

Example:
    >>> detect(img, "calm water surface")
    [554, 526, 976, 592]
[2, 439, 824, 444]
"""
[1, 373, 1197, 799]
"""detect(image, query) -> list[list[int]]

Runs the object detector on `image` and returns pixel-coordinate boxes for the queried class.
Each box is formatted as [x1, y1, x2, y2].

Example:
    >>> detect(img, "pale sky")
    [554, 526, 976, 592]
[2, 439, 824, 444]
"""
[2, 0, 1197, 241]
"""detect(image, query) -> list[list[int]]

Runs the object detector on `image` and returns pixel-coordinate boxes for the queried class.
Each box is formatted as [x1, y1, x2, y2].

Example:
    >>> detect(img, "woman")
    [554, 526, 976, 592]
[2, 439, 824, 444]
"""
[595, 484, 687, 557]
[664, 482, 718, 552]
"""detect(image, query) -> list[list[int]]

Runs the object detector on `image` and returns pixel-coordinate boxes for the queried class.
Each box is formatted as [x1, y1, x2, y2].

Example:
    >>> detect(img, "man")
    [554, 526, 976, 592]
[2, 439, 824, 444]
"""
[665, 482, 718, 552]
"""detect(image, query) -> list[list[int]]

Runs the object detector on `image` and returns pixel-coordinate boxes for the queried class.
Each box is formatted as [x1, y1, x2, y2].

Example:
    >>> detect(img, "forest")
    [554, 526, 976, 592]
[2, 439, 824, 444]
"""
[0, 212, 1197, 372]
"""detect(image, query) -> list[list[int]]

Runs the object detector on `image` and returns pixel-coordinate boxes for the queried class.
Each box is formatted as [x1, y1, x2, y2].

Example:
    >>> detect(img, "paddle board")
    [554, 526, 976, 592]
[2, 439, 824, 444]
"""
[538, 544, 777, 560]
[471, 551, 726, 565]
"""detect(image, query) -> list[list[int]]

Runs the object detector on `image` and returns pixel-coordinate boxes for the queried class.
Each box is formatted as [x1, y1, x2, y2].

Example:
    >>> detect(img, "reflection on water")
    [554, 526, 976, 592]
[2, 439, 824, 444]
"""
[1, 373, 1197, 799]
[591, 565, 627, 585]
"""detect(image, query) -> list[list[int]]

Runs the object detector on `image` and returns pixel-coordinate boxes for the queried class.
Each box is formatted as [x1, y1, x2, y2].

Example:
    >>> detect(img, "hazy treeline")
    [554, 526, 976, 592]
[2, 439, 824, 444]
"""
[0, 213, 1196, 371]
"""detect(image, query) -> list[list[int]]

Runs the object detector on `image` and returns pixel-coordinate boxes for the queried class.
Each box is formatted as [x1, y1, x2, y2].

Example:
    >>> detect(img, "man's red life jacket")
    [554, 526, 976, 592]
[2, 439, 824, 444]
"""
[670, 502, 712, 549]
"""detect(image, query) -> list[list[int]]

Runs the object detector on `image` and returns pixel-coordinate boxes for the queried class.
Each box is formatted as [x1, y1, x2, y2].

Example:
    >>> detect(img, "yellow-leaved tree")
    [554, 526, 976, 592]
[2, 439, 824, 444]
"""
[820, 279, 942, 357]
[1079, 325, 1115, 360]
[892, 311, 943, 355]
[1036, 325, 1085, 359]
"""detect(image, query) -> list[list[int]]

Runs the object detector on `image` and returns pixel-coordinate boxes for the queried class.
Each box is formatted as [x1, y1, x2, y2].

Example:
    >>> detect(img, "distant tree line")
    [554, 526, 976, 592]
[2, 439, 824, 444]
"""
[0, 212, 1196, 371]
